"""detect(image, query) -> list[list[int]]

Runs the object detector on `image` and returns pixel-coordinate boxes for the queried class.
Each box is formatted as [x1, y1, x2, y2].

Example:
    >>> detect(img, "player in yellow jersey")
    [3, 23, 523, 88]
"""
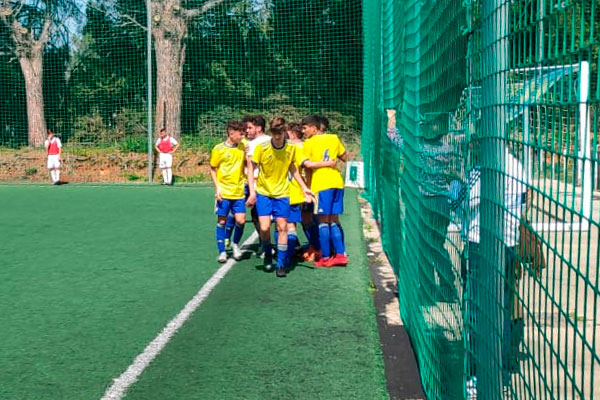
[210, 121, 251, 263]
[301, 115, 349, 267]
[247, 117, 314, 277]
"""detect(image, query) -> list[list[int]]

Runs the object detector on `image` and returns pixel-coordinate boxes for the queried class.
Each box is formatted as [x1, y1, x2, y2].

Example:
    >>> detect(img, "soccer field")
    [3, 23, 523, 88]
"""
[1, 185, 387, 400]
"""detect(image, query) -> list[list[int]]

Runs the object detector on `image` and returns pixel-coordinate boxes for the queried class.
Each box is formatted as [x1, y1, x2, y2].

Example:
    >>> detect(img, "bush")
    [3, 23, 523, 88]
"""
[119, 137, 148, 153]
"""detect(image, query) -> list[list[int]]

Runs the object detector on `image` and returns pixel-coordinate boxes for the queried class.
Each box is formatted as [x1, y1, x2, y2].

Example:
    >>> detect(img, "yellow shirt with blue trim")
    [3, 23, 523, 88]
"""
[302, 133, 345, 193]
[252, 140, 296, 198]
[288, 141, 306, 205]
[210, 141, 246, 199]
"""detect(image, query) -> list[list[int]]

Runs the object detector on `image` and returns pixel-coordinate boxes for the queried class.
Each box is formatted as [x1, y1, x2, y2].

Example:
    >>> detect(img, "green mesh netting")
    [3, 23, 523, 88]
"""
[363, 0, 600, 399]
[0, 0, 362, 183]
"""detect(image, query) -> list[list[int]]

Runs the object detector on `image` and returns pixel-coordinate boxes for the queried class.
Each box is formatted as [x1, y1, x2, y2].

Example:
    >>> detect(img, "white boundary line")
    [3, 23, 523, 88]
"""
[102, 231, 259, 400]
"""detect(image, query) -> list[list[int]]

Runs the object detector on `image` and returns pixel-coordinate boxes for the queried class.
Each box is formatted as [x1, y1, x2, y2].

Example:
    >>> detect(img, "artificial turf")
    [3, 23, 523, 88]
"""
[1, 185, 387, 399]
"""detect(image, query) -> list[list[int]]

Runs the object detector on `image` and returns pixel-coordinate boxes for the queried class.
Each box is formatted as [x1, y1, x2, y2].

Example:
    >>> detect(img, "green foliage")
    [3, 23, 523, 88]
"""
[119, 137, 148, 154]
[25, 168, 38, 176]
[125, 173, 143, 181]
[177, 173, 210, 183]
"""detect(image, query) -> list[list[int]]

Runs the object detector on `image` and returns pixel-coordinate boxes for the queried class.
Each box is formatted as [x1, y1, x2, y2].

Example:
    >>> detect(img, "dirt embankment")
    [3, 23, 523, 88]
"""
[0, 149, 211, 183]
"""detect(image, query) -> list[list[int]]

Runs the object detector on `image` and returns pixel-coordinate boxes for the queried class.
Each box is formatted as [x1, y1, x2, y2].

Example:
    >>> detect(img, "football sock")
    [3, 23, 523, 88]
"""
[162, 169, 168, 183]
[277, 243, 288, 268]
[318, 223, 331, 258]
[287, 232, 298, 265]
[263, 241, 273, 264]
[233, 223, 244, 245]
[216, 222, 226, 253]
[330, 223, 346, 255]
[225, 215, 235, 241]
[167, 169, 173, 184]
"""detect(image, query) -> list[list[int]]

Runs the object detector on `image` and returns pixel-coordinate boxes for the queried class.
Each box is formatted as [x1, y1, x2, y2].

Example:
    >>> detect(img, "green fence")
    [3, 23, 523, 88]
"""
[0, 0, 362, 183]
[363, 0, 600, 399]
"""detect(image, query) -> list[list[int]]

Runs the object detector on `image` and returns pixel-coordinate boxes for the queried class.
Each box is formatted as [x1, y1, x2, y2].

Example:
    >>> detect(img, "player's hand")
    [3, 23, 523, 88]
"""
[246, 193, 256, 207]
[324, 160, 336, 168]
[215, 190, 223, 202]
[303, 189, 316, 203]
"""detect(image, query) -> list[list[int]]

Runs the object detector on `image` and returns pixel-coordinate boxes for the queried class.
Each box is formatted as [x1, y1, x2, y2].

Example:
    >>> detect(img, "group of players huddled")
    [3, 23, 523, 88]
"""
[209, 115, 348, 277]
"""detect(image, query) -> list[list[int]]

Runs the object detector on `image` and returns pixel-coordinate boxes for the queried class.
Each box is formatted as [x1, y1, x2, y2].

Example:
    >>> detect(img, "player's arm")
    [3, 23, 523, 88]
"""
[338, 137, 348, 162]
[246, 159, 256, 206]
[289, 163, 315, 203]
[171, 139, 180, 153]
[303, 159, 337, 169]
[209, 167, 222, 202]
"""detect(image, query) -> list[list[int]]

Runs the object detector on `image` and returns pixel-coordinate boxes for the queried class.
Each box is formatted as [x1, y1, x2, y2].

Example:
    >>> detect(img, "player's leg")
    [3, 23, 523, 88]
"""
[286, 204, 301, 265]
[224, 213, 235, 247]
[274, 217, 288, 275]
[328, 189, 348, 266]
[273, 197, 290, 276]
[47, 157, 57, 183]
[215, 199, 233, 262]
[256, 194, 274, 270]
[314, 189, 335, 267]
[286, 222, 298, 266]
[165, 154, 174, 184]
[301, 203, 320, 261]
[230, 199, 246, 260]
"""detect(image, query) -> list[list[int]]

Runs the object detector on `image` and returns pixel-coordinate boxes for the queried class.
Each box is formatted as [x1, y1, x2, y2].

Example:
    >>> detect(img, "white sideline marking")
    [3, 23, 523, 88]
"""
[102, 231, 259, 400]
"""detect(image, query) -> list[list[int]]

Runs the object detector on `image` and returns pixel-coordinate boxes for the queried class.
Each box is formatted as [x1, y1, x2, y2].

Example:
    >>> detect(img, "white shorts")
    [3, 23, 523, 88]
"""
[47, 155, 61, 169]
[158, 153, 173, 169]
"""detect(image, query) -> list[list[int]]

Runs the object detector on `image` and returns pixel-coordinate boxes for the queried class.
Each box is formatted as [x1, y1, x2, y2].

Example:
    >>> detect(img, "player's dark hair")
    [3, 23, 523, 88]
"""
[301, 115, 320, 129]
[226, 120, 246, 134]
[288, 122, 303, 139]
[270, 117, 287, 135]
[242, 115, 266, 131]
[317, 115, 329, 131]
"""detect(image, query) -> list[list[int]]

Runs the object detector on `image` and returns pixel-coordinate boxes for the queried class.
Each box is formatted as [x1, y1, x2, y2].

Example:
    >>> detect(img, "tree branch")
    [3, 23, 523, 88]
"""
[184, 0, 230, 19]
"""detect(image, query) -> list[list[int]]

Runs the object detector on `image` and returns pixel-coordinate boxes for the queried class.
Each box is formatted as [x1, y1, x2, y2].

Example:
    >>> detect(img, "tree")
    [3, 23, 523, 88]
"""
[0, 0, 77, 146]
[151, 0, 235, 139]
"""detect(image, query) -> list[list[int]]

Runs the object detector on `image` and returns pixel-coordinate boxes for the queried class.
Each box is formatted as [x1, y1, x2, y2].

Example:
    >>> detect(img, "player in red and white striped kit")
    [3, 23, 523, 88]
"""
[44, 129, 62, 185]
[154, 128, 180, 185]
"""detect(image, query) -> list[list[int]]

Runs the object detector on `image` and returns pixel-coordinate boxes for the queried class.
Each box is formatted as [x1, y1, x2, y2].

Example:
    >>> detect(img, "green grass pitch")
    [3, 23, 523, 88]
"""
[1, 184, 387, 399]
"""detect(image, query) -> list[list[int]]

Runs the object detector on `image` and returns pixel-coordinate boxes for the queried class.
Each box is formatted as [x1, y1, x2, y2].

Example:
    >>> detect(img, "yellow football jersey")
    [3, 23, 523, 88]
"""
[252, 140, 296, 198]
[210, 141, 246, 199]
[302, 133, 346, 193]
[288, 142, 306, 205]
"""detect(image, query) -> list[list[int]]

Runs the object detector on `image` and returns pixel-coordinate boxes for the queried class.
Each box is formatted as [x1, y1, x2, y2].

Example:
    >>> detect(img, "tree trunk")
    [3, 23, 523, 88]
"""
[19, 52, 46, 147]
[154, 29, 185, 140]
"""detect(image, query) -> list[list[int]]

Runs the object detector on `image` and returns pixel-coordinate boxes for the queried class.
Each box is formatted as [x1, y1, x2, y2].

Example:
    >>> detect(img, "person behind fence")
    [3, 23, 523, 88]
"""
[154, 128, 179, 185]
[417, 122, 458, 302]
[449, 141, 528, 394]
[45, 129, 62, 185]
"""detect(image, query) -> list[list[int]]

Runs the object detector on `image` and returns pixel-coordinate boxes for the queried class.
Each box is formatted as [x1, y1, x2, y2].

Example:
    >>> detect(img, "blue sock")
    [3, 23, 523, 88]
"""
[225, 215, 235, 241]
[319, 223, 331, 258]
[287, 233, 298, 265]
[216, 222, 226, 253]
[330, 223, 345, 255]
[277, 243, 288, 268]
[233, 223, 244, 245]
[302, 223, 311, 245]
[309, 223, 321, 250]
[263, 241, 273, 264]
